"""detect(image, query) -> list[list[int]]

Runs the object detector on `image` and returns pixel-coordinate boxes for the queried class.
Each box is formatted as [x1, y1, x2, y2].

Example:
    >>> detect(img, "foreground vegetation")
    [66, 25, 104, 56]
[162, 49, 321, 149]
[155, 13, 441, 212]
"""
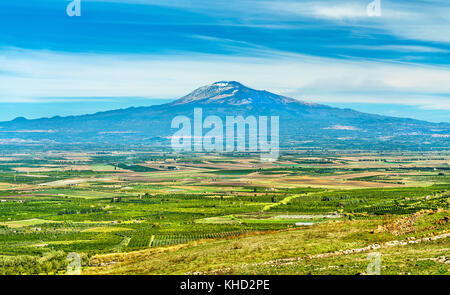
[0, 150, 448, 274]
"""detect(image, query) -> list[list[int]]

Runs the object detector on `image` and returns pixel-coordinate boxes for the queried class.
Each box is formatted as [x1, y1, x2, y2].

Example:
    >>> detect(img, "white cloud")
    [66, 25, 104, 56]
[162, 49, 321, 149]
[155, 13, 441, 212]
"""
[0, 47, 449, 110]
[300, 92, 450, 110]
[262, 1, 368, 19]
[333, 44, 448, 53]
[262, 0, 450, 43]
[85, 0, 450, 43]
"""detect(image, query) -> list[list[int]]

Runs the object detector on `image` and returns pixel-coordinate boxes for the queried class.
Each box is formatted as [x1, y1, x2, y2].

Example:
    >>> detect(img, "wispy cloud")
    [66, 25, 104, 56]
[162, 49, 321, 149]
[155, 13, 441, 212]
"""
[1, 47, 449, 109]
[333, 44, 449, 53]
[261, 0, 450, 43]
[262, 1, 369, 19]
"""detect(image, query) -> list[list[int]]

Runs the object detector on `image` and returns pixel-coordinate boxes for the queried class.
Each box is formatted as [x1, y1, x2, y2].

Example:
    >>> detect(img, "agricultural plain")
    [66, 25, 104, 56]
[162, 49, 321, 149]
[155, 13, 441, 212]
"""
[0, 150, 448, 274]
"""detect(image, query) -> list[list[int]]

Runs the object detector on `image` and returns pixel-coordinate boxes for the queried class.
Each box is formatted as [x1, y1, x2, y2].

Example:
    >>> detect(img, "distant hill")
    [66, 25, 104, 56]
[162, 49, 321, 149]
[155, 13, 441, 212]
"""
[0, 81, 448, 150]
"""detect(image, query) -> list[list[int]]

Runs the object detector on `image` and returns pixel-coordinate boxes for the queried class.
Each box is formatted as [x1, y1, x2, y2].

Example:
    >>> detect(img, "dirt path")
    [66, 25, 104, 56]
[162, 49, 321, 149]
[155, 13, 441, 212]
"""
[262, 194, 302, 211]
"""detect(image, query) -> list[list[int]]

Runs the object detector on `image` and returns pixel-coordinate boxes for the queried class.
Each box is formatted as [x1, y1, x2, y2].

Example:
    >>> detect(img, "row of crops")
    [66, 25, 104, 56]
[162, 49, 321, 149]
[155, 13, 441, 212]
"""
[268, 186, 449, 214]
[127, 230, 253, 249]
[350, 192, 449, 215]
[350, 204, 419, 215]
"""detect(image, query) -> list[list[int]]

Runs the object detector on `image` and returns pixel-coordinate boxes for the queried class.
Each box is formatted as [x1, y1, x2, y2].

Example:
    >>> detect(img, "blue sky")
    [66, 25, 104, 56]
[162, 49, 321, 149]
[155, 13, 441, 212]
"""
[0, 0, 449, 122]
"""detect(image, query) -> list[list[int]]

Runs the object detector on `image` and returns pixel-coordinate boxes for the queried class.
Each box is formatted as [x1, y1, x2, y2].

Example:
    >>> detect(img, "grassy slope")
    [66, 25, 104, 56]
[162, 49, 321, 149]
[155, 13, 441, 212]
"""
[86, 210, 449, 275]
[234, 238, 449, 275]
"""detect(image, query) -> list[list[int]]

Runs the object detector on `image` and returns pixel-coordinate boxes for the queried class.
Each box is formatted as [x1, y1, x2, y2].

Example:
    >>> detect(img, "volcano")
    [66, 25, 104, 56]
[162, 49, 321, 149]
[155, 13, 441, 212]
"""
[0, 81, 448, 150]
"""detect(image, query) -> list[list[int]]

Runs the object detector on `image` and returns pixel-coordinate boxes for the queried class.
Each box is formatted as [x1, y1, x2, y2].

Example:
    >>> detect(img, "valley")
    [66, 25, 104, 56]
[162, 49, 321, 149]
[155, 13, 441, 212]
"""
[0, 149, 448, 274]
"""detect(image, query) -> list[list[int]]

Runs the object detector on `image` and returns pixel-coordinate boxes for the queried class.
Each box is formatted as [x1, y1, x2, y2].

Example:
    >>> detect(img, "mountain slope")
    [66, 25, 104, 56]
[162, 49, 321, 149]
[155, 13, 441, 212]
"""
[172, 81, 302, 106]
[0, 81, 448, 150]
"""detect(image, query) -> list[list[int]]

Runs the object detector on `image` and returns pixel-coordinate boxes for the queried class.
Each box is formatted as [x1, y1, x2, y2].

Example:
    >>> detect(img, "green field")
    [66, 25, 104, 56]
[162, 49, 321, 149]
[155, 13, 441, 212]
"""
[0, 150, 448, 275]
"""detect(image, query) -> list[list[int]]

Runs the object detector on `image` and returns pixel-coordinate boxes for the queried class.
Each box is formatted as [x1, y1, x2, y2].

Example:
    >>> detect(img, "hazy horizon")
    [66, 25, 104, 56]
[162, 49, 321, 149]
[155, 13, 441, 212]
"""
[1, 95, 449, 124]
